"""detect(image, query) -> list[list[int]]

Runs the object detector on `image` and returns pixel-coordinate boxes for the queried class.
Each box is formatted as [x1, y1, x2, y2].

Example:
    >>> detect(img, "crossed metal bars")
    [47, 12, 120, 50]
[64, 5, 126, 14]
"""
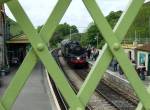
[0, 0, 84, 109]
[0, 0, 149, 110]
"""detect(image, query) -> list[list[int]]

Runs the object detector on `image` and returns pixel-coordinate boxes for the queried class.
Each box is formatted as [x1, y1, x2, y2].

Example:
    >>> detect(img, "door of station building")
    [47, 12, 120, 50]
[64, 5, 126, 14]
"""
[148, 54, 150, 76]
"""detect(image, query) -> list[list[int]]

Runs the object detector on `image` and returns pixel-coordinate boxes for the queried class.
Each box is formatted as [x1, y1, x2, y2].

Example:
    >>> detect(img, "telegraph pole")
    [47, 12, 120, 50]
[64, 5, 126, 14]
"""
[149, 16, 150, 38]
[94, 34, 98, 48]
[97, 35, 98, 48]
[70, 28, 71, 40]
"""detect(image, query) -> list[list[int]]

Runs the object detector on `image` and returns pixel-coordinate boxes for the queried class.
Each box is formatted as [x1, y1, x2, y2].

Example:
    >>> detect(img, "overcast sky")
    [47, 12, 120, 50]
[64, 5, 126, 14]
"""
[5, 0, 150, 32]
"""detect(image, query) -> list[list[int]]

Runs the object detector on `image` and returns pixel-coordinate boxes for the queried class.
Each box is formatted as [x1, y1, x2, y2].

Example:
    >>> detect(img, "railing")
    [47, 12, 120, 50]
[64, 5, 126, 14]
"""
[0, 0, 150, 110]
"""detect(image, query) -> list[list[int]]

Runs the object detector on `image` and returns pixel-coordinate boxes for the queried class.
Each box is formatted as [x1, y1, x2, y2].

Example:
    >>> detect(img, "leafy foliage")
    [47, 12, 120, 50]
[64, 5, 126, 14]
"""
[49, 23, 79, 47]
[81, 11, 122, 48]
[83, 1, 150, 47]
[126, 1, 150, 40]
[106, 11, 122, 29]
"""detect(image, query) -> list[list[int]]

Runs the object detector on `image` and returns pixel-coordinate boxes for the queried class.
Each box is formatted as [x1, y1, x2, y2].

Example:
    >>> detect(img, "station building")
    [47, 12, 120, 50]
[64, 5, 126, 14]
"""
[5, 14, 31, 65]
[122, 44, 137, 61]
[6, 34, 30, 65]
[136, 44, 150, 75]
[122, 43, 150, 76]
[0, 5, 6, 70]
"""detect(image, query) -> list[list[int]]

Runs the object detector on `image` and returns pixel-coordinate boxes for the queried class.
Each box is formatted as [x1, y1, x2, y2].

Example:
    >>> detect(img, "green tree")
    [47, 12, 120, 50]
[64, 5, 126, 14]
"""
[126, 1, 150, 40]
[81, 11, 122, 49]
[49, 23, 79, 47]
[80, 24, 105, 49]
[106, 11, 122, 28]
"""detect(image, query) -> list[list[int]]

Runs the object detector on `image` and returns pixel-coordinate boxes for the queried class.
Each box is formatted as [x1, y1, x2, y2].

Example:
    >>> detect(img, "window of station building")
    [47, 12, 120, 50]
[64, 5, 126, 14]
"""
[139, 53, 146, 65]
[0, 47, 2, 52]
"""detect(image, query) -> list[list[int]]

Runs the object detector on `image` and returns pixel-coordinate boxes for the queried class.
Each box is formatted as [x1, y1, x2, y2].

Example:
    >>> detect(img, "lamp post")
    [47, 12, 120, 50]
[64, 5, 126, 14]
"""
[70, 28, 72, 40]
[94, 33, 99, 48]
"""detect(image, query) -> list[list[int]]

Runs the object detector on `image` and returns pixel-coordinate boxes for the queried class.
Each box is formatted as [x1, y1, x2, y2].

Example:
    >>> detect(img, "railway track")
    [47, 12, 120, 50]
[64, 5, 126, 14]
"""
[58, 55, 117, 110]
[74, 69, 137, 110]
[51, 49, 136, 110]
[51, 49, 92, 110]
[50, 49, 69, 110]
[49, 77, 68, 110]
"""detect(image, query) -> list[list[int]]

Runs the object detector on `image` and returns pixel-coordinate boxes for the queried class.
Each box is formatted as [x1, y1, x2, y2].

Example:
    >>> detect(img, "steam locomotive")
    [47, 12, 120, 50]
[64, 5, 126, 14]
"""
[61, 39, 88, 67]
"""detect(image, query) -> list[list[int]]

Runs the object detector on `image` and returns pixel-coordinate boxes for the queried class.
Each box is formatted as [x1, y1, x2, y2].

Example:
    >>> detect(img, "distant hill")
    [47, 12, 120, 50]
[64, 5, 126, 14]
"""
[126, 1, 150, 39]
[85, 1, 150, 46]
[80, 1, 150, 47]
[106, 1, 150, 39]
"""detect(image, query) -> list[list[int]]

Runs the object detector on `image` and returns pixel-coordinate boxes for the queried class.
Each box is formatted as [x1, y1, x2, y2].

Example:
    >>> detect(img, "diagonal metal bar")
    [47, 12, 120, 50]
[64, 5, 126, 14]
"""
[0, 103, 6, 110]
[3, 0, 84, 109]
[0, 0, 69, 110]
[81, 0, 150, 109]
[78, 0, 146, 107]
[2, 49, 37, 110]
[136, 86, 150, 110]
[0, 1, 26, 110]
[136, 103, 143, 110]
[0, 0, 148, 109]
[1, 0, 83, 109]
[2, 0, 71, 109]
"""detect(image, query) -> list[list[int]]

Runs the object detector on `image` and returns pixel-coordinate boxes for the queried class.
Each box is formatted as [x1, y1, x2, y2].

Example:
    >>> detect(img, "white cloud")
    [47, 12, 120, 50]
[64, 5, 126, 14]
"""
[5, 0, 139, 32]
[5, 0, 57, 27]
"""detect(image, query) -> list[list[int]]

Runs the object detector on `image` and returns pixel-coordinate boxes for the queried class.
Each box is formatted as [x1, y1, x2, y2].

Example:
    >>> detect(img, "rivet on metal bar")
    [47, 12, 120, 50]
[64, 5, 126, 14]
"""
[77, 107, 82, 110]
[113, 43, 120, 51]
[37, 43, 45, 51]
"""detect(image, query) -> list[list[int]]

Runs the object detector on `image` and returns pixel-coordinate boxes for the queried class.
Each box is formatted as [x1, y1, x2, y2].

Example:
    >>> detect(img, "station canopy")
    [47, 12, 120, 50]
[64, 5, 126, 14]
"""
[136, 44, 150, 52]
[6, 34, 29, 44]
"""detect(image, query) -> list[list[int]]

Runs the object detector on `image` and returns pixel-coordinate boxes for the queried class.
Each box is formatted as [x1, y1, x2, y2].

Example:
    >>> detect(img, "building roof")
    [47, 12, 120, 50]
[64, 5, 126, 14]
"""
[122, 43, 144, 49]
[122, 44, 137, 49]
[136, 44, 150, 52]
[6, 34, 29, 44]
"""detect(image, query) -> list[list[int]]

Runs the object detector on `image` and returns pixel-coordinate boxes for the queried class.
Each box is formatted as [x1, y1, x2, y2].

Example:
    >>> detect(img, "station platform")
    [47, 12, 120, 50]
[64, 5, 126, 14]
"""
[0, 63, 58, 110]
[88, 60, 150, 87]
[106, 69, 150, 87]
[88, 59, 150, 102]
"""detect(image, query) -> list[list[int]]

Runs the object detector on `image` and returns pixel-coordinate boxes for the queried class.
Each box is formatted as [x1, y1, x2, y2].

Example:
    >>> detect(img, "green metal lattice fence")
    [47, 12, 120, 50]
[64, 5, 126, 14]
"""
[0, 0, 150, 110]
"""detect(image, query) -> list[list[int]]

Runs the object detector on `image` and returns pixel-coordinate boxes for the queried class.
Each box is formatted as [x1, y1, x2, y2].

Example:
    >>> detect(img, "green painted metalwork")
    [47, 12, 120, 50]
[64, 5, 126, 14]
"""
[79, 1, 150, 110]
[1, 0, 83, 109]
[0, 0, 149, 110]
